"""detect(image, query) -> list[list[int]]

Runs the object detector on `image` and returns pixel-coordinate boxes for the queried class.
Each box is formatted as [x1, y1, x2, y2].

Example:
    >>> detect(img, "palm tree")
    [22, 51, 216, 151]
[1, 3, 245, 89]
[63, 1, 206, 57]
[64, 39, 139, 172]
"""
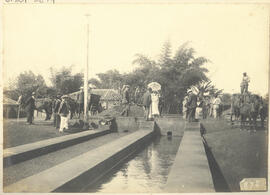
[190, 81, 223, 98]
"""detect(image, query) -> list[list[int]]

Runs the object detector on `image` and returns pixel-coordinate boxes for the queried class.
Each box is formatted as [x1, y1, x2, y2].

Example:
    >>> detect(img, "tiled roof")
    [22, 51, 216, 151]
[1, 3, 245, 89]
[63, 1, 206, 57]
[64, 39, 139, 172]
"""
[69, 89, 121, 101]
[92, 89, 121, 101]
[3, 96, 19, 105]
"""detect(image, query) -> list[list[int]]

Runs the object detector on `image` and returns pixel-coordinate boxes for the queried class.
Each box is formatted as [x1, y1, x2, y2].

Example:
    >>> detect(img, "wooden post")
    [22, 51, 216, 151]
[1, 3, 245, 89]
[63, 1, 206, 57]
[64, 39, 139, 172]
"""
[83, 14, 90, 129]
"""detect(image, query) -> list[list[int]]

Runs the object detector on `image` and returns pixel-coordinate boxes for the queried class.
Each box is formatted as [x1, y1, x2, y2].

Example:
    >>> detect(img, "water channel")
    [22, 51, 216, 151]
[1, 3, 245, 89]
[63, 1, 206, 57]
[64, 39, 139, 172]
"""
[82, 135, 182, 193]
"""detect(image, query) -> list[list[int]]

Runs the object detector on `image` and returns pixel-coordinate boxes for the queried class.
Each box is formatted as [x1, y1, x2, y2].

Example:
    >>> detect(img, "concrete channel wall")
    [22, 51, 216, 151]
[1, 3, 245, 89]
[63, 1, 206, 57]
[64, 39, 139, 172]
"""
[165, 122, 215, 192]
[3, 129, 111, 167]
[155, 117, 185, 136]
[4, 117, 214, 192]
[4, 120, 155, 192]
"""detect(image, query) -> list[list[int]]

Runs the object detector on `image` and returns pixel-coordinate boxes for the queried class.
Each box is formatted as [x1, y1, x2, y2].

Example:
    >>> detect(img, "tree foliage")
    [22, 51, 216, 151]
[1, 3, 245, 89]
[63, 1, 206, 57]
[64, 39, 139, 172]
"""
[5, 71, 48, 99]
[91, 41, 210, 113]
[50, 66, 83, 95]
[190, 81, 223, 98]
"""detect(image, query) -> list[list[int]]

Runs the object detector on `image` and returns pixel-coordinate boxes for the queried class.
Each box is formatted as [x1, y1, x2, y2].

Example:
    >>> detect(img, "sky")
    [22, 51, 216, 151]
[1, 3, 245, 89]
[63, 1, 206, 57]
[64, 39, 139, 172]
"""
[2, 3, 269, 95]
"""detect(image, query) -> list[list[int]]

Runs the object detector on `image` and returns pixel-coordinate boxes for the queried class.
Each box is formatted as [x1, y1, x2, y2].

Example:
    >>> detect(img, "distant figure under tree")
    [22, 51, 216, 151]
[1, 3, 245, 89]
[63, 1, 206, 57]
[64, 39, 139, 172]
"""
[213, 95, 222, 119]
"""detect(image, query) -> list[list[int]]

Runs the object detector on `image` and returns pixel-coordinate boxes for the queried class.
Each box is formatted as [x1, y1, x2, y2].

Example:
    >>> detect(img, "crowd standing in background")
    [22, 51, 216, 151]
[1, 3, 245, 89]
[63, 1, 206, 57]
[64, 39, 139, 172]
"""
[186, 90, 198, 122]
[16, 72, 264, 130]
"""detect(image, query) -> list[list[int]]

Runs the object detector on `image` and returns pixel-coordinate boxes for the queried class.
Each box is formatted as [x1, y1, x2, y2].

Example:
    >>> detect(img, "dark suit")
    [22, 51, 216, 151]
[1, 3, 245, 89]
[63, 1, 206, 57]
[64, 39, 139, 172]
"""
[53, 98, 61, 128]
[121, 89, 130, 116]
[25, 96, 35, 124]
[187, 93, 197, 122]
[76, 91, 84, 115]
[142, 91, 152, 120]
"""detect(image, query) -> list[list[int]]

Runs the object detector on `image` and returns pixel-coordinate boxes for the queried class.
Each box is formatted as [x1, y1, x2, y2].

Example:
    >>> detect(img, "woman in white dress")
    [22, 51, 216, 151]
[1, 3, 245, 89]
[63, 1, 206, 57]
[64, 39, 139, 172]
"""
[150, 91, 160, 118]
[182, 96, 189, 119]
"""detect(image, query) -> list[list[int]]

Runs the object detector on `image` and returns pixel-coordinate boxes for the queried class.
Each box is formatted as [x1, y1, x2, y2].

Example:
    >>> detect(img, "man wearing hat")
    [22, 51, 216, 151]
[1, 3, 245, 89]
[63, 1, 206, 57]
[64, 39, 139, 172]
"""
[120, 85, 130, 117]
[58, 95, 70, 132]
[240, 72, 250, 94]
[186, 90, 197, 122]
[25, 92, 36, 124]
[52, 94, 61, 129]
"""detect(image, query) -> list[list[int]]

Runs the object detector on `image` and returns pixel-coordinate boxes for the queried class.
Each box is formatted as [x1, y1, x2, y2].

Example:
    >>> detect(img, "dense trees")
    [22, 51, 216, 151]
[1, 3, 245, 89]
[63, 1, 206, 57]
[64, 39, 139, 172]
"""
[49, 66, 83, 95]
[4, 71, 49, 100]
[89, 41, 211, 113]
[5, 67, 84, 100]
[5, 41, 217, 114]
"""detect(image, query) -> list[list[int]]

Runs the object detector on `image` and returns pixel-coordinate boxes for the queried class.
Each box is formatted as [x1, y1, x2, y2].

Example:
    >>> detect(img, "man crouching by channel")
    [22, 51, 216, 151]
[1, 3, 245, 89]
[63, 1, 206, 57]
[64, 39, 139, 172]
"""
[58, 95, 70, 133]
[143, 87, 152, 121]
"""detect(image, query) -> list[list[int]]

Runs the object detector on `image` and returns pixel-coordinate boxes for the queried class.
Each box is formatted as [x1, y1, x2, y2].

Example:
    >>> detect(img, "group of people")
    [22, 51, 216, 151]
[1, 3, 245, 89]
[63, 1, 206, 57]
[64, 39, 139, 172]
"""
[20, 92, 71, 133]
[182, 90, 198, 122]
[182, 91, 223, 122]
[120, 85, 163, 120]
[142, 87, 163, 121]
[21, 72, 251, 127]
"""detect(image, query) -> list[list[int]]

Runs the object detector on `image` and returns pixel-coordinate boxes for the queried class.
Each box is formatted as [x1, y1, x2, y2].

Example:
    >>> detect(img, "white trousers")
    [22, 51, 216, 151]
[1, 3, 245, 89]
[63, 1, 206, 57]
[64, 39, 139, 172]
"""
[59, 115, 69, 132]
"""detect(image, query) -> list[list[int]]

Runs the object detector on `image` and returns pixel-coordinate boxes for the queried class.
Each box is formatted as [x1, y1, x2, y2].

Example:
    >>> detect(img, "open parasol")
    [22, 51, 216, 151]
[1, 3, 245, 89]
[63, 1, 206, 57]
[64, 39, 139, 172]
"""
[147, 82, 161, 91]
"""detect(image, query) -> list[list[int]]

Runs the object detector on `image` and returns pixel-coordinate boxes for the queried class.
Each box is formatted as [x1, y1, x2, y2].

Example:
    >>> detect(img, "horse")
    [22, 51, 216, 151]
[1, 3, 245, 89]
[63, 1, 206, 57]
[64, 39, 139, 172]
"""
[89, 94, 101, 116]
[259, 98, 268, 128]
[71, 93, 101, 117]
[35, 98, 53, 120]
[239, 94, 260, 131]
[18, 94, 53, 121]
[66, 97, 78, 119]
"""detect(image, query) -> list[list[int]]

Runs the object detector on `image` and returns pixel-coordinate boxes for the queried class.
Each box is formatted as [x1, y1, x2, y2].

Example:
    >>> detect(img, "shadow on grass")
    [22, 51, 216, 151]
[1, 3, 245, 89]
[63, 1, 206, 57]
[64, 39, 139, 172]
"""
[200, 123, 230, 192]
[203, 139, 231, 192]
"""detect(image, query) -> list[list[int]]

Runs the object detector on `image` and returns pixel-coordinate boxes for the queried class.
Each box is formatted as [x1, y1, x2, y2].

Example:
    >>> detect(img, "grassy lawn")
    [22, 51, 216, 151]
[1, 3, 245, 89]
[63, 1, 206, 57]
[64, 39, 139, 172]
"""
[3, 118, 65, 149]
[3, 116, 92, 149]
[201, 118, 268, 192]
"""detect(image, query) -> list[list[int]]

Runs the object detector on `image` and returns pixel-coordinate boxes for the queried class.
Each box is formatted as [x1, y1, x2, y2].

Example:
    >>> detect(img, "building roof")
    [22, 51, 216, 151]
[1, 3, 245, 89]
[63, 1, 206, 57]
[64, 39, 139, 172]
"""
[92, 89, 121, 101]
[3, 96, 19, 105]
[69, 89, 121, 101]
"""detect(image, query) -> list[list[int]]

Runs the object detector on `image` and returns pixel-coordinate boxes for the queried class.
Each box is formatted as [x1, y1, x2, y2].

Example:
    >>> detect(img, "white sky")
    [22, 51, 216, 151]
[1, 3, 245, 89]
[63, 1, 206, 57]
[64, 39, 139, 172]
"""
[2, 3, 269, 95]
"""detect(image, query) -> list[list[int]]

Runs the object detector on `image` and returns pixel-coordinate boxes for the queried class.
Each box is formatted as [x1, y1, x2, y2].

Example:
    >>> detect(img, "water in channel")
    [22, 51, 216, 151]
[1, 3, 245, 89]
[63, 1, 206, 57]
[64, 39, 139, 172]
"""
[82, 135, 182, 193]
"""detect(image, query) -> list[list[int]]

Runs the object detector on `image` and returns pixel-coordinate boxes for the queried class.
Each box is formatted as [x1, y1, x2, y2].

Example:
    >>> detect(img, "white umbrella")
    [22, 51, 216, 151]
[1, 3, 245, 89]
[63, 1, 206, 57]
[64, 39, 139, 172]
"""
[148, 82, 161, 91]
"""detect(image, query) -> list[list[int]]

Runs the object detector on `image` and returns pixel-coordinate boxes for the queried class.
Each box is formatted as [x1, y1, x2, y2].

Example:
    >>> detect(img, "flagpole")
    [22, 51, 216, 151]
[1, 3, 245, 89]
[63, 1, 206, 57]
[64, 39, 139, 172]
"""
[84, 14, 90, 129]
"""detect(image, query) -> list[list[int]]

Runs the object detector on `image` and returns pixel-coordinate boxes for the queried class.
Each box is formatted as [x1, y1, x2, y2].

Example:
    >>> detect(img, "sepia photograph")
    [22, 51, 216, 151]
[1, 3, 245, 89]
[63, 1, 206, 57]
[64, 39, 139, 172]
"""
[1, 0, 269, 193]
